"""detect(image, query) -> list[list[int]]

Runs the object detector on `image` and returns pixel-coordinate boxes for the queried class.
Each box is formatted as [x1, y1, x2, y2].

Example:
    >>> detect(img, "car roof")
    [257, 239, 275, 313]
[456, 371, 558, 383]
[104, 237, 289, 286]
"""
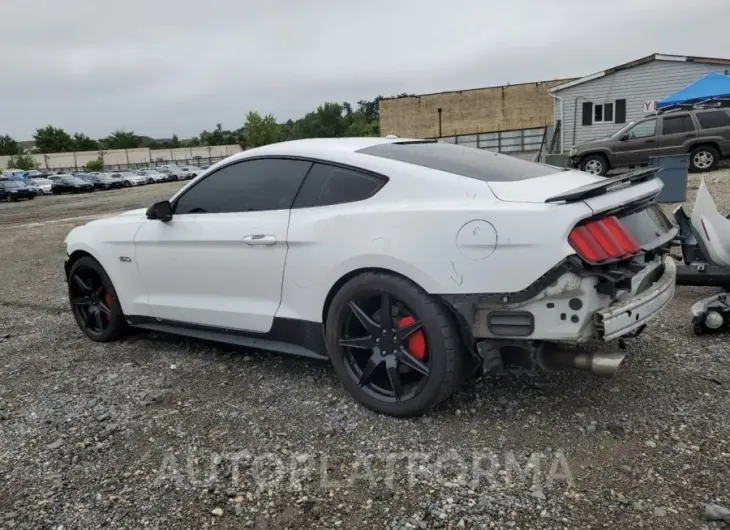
[236, 137, 404, 159]
[223, 137, 430, 174]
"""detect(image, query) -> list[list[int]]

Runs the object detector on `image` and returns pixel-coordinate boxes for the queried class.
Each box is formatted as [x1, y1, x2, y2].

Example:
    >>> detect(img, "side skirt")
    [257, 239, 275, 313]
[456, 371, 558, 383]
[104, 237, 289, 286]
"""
[125, 316, 329, 361]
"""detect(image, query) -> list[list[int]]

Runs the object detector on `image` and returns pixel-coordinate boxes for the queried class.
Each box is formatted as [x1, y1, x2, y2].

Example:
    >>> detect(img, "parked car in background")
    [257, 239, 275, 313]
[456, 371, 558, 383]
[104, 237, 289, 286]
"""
[177, 166, 204, 179]
[155, 165, 184, 180]
[111, 172, 147, 187]
[0, 179, 37, 201]
[137, 169, 167, 184]
[25, 179, 42, 195]
[86, 173, 123, 190]
[51, 175, 95, 194]
[570, 107, 730, 175]
[30, 178, 54, 195]
[75, 173, 98, 187]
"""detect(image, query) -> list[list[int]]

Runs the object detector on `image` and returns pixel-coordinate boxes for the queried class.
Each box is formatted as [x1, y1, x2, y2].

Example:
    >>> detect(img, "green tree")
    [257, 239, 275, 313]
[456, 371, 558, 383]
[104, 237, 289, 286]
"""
[73, 133, 99, 151]
[7, 153, 39, 170]
[0, 134, 19, 156]
[33, 126, 75, 153]
[101, 130, 142, 149]
[181, 137, 201, 147]
[83, 156, 104, 171]
[199, 123, 240, 146]
[242, 112, 280, 148]
[170, 134, 180, 148]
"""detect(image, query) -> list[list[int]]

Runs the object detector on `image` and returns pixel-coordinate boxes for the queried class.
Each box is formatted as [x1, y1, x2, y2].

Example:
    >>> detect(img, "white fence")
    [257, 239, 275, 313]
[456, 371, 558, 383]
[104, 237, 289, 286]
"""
[0, 144, 242, 171]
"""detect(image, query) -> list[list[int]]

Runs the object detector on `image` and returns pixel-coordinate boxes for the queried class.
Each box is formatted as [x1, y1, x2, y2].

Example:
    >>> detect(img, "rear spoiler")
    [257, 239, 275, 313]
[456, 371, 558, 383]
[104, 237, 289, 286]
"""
[545, 166, 663, 204]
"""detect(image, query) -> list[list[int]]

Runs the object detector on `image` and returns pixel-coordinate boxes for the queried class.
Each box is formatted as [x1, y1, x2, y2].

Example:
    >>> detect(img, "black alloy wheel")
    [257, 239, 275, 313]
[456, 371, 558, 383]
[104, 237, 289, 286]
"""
[68, 256, 126, 342]
[325, 272, 468, 416]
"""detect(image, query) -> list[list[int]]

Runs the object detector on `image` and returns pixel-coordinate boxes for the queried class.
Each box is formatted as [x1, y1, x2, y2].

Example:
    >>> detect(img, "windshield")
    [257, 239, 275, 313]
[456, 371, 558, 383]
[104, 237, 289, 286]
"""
[108, 174, 122, 179]
[121, 172, 138, 177]
[3, 180, 22, 188]
[611, 121, 637, 138]
[31, 178, 51, 185]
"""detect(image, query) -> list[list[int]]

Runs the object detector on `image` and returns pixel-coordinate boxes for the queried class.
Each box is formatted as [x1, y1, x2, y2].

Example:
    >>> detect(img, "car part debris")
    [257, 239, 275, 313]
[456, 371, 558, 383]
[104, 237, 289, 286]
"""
[704, 503, 730, 522]
[691, 293, 730, 334]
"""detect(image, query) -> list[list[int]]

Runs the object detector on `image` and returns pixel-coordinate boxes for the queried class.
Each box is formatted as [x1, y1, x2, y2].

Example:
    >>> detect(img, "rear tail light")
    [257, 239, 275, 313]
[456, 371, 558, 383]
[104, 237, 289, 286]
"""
[568, 216, 640, 264]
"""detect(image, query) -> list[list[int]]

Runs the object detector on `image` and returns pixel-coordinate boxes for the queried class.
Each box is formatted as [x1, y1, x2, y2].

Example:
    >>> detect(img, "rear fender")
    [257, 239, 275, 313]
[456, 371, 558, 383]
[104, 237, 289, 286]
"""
[690, 178, 730, 266]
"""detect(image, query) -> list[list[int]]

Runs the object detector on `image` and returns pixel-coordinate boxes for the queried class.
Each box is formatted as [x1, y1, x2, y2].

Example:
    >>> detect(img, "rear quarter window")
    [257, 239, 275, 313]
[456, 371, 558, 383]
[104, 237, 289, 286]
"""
[696, 110, 730, 129]
[357, 141, 557, 182]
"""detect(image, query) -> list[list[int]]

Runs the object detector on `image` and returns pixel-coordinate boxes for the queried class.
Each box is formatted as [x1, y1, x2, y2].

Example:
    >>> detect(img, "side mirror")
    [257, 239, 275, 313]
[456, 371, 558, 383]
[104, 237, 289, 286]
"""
[146, 200, 173, 222]
[620, 134, 630, 141]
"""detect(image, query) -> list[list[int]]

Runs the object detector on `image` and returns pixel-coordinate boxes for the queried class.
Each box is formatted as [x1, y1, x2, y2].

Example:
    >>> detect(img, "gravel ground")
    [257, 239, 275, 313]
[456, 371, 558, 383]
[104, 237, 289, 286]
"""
[1, 172, 730, 530]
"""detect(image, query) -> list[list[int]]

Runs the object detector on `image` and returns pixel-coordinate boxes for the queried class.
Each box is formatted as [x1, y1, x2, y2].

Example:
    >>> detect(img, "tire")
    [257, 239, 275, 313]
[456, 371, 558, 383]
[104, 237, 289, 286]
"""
[148, 178, 154, 184]
[325, 272, 467, 417]
[38, 189, 44, 196]
[689, 145, 719, 173]
[28, 196, 34, 200]
[67, 256, 127, 342]
[579, 154, 609, 176]
[123, 181, 131, 188]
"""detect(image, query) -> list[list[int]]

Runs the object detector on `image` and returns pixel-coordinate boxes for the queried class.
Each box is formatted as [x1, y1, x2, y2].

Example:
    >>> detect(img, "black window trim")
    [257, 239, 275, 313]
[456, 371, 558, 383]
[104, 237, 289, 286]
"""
[171, 155, 389, 214]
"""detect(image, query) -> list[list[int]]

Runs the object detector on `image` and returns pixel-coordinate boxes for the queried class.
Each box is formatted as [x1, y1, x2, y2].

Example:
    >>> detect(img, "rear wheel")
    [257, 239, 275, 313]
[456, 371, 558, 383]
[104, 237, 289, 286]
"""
[689, 145, 719, 173]
[579, 154, 608, 176]
[68, 256, 127, 342]
[325, 272, 466, 416]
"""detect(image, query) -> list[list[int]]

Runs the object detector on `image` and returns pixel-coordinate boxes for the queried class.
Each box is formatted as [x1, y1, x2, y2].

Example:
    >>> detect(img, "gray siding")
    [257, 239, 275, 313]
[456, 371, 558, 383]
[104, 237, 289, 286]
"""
[553, 60, 727, 150]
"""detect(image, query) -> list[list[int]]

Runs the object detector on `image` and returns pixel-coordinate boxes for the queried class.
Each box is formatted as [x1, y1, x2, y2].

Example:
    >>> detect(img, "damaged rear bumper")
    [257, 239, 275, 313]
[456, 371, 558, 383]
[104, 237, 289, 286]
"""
[441, 255, 675, 343]
[594, 256, 676, 341]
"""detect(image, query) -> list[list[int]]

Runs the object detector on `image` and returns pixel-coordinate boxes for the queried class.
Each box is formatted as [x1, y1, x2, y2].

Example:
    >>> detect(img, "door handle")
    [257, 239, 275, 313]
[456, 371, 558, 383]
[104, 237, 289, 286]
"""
[644, 139, 656, 143]
[242, 234, 277, 246]
[684, 134, 695, 138]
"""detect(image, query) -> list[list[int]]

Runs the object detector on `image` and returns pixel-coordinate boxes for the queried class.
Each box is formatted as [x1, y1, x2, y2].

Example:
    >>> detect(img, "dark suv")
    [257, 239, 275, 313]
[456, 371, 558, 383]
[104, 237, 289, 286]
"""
[570, 107, 730, 175]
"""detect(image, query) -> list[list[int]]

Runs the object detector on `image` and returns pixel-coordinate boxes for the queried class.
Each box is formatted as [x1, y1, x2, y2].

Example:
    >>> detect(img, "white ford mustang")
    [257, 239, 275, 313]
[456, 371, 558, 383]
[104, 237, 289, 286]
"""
[64, 137, 677, 416]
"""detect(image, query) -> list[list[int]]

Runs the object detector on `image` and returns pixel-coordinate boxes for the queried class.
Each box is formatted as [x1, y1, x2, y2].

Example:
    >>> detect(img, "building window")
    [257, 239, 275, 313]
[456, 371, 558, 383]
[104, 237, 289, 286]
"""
[594, 102, 615, 124]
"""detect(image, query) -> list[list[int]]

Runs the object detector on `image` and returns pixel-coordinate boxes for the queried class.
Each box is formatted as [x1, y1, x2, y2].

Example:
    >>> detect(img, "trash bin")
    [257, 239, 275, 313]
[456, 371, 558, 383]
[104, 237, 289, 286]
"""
[648, 154, 689, 203]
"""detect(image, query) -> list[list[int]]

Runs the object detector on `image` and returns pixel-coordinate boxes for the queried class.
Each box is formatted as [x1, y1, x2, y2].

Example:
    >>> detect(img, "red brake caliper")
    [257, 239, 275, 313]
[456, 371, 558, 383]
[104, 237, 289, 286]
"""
[397, 316, 426, 360]
[103, 293, 112, 322]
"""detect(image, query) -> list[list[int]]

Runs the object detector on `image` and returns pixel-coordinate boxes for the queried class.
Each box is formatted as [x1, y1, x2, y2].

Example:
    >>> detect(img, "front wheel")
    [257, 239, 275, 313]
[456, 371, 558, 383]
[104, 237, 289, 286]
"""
[123, 181, 131, 188]
[690, 146, 719, 173]
[325, 272, 467, 417]
[68, 256, 127, 342]
[579, 154, 609, 176]
[148, 178, 154, 184]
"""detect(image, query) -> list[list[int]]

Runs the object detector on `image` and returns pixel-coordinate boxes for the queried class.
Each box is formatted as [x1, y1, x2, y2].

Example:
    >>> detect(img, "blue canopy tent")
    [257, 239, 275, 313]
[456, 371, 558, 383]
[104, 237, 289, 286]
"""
[657, 72, 730, 109]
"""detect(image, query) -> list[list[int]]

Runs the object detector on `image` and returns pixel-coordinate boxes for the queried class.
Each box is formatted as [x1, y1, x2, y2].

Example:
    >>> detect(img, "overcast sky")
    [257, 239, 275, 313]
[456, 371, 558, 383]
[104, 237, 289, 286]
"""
[2, 0, 729, 140]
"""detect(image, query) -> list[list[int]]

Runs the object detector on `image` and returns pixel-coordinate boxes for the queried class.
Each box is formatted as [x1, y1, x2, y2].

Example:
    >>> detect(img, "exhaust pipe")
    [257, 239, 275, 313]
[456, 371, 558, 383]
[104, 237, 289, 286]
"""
[536, 346, 626, 378]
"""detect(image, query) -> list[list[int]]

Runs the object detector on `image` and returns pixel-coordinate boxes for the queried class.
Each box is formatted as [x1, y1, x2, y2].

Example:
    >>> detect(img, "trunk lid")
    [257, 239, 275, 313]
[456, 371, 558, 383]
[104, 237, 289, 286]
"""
[487, 169, 604, 203]
[487, 167, 664, 215]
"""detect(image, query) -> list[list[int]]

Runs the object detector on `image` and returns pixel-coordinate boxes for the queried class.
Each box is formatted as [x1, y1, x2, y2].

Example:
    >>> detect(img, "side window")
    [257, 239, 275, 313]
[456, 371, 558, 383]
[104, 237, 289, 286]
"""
[174, 158, 312, 214]
[292, 163, 386, 209]
[696, 110, 730, 129]
[661, 115, 695, 135]
[627, 119, 657, 139]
